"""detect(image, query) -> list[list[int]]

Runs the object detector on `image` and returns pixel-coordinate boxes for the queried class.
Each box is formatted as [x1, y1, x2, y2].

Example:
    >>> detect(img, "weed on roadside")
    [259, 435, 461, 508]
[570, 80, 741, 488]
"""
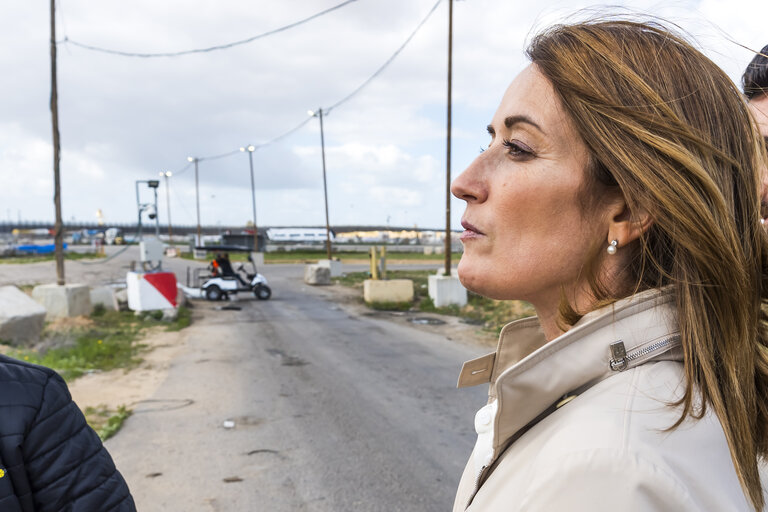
[84, 404, 132, 441]
[10, 306, 192, 381]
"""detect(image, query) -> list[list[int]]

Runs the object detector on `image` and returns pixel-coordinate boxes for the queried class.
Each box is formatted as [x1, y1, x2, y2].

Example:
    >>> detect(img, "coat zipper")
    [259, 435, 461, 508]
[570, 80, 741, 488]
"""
[609, 335, 680, 371]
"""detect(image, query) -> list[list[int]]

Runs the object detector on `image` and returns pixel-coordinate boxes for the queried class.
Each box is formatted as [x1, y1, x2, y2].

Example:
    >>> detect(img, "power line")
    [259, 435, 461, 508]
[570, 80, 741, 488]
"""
[326, 0, 442, 114]
[189, 0, 441, 161]
[60, 0, 359, 58]
[199, 149, 240, 162]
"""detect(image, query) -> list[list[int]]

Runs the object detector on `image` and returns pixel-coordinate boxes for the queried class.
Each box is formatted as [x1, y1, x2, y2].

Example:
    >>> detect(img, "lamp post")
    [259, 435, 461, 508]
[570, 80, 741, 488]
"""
[308, 108, 332, 260]
[187, 156, 202, 244]
[159, 171, 173, 244]
[240, 145, 259, 252]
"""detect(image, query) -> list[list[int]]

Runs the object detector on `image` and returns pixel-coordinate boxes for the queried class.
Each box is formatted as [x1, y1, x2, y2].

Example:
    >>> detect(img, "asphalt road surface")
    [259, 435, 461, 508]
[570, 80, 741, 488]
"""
[102, 262, 490, 512]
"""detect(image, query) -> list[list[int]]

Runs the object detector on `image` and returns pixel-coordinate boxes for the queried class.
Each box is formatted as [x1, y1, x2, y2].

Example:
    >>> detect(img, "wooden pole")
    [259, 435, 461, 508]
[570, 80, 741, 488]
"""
[50, 0, 65, 285]
[319, 108, 332, 260]
[443, 0, 453, 277]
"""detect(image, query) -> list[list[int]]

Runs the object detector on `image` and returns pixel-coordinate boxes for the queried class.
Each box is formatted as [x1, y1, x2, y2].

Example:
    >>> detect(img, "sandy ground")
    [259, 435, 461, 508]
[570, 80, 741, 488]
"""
[68, 327, 189, 414]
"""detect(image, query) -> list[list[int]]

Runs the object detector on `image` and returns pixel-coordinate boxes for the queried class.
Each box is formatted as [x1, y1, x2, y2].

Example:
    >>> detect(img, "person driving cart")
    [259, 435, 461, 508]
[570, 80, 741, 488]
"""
[216, 252, 247, 286]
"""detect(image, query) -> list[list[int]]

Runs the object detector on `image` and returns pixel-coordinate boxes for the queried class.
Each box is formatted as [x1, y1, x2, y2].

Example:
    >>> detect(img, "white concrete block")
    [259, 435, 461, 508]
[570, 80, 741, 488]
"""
[126, 272, 178, 311]
[0, 286, 47, 345]
[317, 259, 342, 277]
[423, 246, 434, 255]
[251, 252, 265, 266]
[32, 283, 92, 320]
[90, 286, 117, 311]
[304, 265, 331, 285]
[428, 274, 467, 307]
[363, 279, 414, 304]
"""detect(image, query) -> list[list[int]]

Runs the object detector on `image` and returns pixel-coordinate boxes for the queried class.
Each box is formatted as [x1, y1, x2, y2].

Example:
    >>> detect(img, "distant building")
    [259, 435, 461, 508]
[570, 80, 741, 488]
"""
[266, 228, 334, 243]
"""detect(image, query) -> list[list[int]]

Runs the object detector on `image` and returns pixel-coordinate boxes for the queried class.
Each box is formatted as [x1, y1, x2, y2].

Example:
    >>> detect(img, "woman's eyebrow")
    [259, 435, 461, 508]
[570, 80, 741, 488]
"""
[486, 125, 495, 136]
[504, 114, 544, 134]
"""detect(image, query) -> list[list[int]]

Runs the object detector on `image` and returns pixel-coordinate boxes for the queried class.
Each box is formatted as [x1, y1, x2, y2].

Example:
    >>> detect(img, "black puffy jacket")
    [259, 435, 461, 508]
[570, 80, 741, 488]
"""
[0, 355, 135, 511]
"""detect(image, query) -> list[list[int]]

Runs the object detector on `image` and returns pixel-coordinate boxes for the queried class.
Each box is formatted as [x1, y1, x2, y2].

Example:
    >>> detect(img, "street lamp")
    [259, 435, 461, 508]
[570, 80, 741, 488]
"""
[187, 156, 202, 244]
[308, 108, 332, 260]
[159, 171, 173, 245]
[239, 145, 259, 252]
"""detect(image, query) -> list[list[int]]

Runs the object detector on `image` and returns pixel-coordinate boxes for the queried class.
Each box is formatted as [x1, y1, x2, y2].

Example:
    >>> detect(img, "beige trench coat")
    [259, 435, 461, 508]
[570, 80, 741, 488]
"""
[453, 289, 760, 511]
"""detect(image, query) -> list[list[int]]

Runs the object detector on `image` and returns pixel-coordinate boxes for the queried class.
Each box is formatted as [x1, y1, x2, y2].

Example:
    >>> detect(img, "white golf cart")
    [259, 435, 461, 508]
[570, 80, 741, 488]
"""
[196, 246, 271, 301]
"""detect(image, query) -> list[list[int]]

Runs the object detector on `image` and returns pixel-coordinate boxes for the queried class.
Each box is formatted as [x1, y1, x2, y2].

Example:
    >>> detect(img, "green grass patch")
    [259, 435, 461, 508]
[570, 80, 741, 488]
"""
[84, 404, 132, 441]
[10, 306, 192, 381]
[367, 300, 413, 311]
[335, 270, 535, 334]
[0, 252, 106, 264]
[264, 250, 463, 264]
[180, 249, 462, 265]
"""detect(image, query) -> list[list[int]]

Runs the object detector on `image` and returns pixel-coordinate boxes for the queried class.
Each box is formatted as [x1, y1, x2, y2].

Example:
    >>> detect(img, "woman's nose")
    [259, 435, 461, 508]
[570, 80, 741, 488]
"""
[451, 157, 487, 203]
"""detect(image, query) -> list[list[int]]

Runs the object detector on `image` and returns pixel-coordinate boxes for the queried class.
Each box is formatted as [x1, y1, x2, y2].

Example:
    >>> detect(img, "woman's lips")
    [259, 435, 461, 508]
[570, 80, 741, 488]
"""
[460, 220, 485, 240]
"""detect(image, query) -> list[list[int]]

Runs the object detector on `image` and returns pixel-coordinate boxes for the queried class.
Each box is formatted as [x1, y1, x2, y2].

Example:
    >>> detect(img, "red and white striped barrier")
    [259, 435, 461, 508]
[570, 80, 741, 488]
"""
[126, 272, 177, 311]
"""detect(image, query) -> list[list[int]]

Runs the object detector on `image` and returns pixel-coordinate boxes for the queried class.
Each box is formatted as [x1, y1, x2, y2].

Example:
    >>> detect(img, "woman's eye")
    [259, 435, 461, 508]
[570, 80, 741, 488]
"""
[502, 139, 534, 158]
[479, 145, 487, 154]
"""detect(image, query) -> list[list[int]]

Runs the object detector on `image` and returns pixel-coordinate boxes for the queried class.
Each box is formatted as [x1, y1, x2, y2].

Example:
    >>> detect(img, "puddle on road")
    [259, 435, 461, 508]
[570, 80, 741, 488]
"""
[408, 317, 446, 326]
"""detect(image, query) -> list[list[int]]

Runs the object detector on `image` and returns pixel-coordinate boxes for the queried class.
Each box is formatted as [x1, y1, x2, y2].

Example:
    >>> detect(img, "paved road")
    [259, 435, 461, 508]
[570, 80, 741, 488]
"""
[106, 264, 489, 512]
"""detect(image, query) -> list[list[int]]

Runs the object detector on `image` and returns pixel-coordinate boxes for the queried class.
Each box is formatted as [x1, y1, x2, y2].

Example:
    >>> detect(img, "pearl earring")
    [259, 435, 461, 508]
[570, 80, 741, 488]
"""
[607, 239, 618, 255]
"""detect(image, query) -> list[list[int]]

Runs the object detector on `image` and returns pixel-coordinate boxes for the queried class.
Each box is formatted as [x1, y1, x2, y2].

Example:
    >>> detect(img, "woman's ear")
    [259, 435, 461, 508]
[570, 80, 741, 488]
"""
[605, 195, 653, 246]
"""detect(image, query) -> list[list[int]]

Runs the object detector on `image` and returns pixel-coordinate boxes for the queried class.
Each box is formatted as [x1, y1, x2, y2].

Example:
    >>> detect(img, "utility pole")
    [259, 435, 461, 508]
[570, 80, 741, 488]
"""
[188, 157, 202, 244]
[319, 108, 332, 260]
[309, 108, 332, 260]
[444, 0, 453, 276]
[241, 145, 259, 252]
[160, 171, 173, 243]
[50, 0, 65, 285]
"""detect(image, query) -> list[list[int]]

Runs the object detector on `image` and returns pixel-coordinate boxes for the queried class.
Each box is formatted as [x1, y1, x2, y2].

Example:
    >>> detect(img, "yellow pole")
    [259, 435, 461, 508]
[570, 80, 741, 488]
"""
[370, 246, 379, 280]
[380, 246, 387, 280]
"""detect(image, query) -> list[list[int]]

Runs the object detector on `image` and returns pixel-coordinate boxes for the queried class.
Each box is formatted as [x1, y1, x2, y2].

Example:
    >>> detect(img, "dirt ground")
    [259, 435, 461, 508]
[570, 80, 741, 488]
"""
[68, 327, 189, 415]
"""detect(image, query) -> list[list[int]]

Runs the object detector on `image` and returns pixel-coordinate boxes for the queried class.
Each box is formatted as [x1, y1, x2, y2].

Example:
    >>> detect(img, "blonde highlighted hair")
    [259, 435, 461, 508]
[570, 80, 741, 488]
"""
[528, 19, 768, 510]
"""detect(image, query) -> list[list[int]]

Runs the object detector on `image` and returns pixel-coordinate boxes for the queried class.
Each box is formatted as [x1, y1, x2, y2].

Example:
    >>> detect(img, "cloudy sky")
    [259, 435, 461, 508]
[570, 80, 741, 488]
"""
[1, 0, 766, 230]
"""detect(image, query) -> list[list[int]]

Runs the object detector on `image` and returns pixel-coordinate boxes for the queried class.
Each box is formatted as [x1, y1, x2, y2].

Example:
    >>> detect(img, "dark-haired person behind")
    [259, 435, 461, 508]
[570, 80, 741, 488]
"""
[744, 44, 768, 224]
[743, 43, 768, 140]
[0, 354, 135, 511]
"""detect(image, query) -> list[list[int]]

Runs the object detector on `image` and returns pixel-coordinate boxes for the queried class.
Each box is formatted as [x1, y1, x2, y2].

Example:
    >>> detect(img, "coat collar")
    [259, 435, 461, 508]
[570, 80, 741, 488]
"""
[458, 288, 682, 461]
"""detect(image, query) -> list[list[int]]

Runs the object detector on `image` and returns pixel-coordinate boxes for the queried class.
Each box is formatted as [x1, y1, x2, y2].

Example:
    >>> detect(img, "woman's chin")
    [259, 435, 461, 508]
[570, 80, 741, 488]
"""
[457, 258, 487, 296]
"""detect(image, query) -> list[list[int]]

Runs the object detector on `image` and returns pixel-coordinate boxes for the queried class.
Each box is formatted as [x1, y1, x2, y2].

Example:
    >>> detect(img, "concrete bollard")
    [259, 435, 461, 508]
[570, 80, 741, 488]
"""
[0, 286, 47, 345]
[32, 283, 92, 320]
[304, 264, 331, 285]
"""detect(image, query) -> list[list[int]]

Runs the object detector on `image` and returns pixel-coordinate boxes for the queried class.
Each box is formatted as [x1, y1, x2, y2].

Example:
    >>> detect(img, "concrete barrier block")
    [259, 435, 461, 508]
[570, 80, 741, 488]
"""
[304, 264, 331, 285]
[317, 259, 342, 277]
[32, 283, 92, 320]
[363, 279, 414, 304]
[0, 286, 47, 345]
[90, 286, 117, 312]
[428, 274, 467, 307]
[126, 272, 178, 311]
[251, 252, 265, 266]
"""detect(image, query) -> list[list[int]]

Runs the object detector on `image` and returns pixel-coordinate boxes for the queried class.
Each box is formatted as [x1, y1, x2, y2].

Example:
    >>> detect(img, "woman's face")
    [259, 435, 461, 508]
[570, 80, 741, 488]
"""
[452, 65, 607, 313]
